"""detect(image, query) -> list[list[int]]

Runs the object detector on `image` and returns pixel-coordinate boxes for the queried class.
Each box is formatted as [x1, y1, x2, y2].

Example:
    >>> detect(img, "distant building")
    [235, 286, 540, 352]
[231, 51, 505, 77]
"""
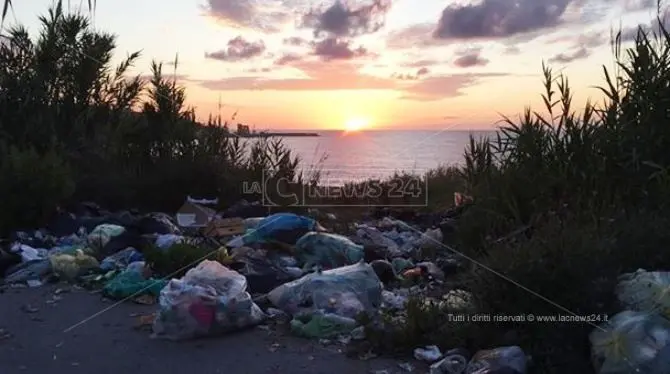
[237, 123, 250, 135]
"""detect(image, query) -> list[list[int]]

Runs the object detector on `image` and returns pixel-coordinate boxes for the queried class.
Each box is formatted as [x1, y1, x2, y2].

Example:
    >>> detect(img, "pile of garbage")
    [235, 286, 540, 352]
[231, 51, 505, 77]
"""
[0, 197, 491, 364]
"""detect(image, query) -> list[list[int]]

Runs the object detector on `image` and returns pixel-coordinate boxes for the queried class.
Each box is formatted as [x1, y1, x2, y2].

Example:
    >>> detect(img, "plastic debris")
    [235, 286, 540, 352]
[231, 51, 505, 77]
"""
[616, 269, 670, 317]
[590, 310, 670, 374]
[466, 346, 527, 374]
[414, 345, 443, 362]
[152, 260, 265, 340]
[295, 232, 364, 270]
[267, 261, 383, 319]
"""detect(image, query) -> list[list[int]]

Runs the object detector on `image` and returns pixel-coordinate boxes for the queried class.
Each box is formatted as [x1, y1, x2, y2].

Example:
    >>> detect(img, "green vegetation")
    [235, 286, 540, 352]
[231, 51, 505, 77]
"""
[0, 2, 302, 234]
[386, 11, 670, 374]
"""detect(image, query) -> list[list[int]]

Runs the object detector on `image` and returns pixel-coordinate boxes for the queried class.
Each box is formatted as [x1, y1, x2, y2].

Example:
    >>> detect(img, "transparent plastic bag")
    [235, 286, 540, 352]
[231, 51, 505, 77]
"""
[87, 224, 125, 252]
[616, 269, 670, 317]
[590, 310, 670, 374]
[295, 232, 364, 269]
[152, 260, 265, 340]
[267, 261, 383, 319]
[49, 250, 99, 279]
[466, 346, 527, 374]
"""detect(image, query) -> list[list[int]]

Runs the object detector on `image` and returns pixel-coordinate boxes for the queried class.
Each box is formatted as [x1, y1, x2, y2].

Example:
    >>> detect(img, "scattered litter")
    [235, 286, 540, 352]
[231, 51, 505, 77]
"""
[414, 345, 443, 362]
[466, 346, 527, 374]
[20, 304, 39, 314]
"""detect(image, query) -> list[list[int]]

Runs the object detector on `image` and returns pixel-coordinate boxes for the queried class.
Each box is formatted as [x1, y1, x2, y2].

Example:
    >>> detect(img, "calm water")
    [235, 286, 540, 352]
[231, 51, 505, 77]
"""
[277, 130, 496, 182]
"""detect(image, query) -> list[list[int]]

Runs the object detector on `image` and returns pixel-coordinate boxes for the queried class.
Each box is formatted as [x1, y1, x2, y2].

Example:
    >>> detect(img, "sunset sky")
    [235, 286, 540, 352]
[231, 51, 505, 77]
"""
[6, 0, 664, 130]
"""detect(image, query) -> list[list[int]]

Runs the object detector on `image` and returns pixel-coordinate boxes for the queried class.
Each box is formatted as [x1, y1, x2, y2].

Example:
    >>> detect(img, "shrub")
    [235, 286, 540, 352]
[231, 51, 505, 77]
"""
[0, 145, 74, 234]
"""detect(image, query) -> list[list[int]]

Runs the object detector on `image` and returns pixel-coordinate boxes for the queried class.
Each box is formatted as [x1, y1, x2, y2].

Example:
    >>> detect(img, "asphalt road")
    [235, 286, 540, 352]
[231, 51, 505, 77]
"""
[0, 284, 405, 374]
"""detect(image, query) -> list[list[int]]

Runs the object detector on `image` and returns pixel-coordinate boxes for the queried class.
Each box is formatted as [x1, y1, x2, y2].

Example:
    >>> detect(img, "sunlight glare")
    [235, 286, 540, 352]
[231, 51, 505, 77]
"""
[344, 117, 370, 132]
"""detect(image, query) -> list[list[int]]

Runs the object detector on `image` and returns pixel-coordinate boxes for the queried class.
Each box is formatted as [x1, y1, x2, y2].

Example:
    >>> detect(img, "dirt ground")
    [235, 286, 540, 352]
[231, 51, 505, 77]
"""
[0, 284, 407, 374]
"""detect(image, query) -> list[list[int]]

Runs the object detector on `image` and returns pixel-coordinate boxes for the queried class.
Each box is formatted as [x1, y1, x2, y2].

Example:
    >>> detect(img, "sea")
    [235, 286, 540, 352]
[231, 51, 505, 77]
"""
[275, 130, 497, 182]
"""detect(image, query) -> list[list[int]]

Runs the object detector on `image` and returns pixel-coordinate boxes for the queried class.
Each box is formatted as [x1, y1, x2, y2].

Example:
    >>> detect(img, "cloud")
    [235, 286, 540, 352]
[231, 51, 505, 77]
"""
[386, 23, 437, 48]
[283, 36, 308, 46]
[453, 48, 489, 67]
[246, 67, 272, 73]
[311, 38, 369, 60]
[434, 0, 575, 40]
[197, 60, 397, 91]
[275, 53, 302, 65]
[205, 36, 266, 62]
[392, 67, 430, 81]
[302, 0, 392, 38]
[623, 0, 656, 11]
[204, 0, 291, 32]
[504, 45, 521, 54]
[402, 59, 439, 68]
[619, 14, 670, 43]
[401, 73, 508, 101]
[195, 59, 506, 101]
[548, 47, 589, 63]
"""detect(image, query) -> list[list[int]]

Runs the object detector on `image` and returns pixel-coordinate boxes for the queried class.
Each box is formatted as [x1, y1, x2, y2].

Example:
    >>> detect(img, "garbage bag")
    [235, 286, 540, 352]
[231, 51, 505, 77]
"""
[229, 250, 298, 294]
[49, 250, 100, 280]
[155, 234, 184, 250]
[295, 232, 364, 270]
[466, 346, 527, 374]
[290, 311, 358, 338]
[590, 310, 670, 374]
[616, 269, 670, 317]
[4, 259, 52, 283]
[103, 268, 167, 299]
[243, 217, 264, 230]
[100, 248, 144, 271]
[415, 228, 444, 252]
[267, 261, 383, 319]
[138, 213, 180, 235]
[10, 243, 48, 262]
[244, 213, 317, 245]
[355, 225, 402, 257]
[87, 224, 126, 252]
[152, 260, 265, 340]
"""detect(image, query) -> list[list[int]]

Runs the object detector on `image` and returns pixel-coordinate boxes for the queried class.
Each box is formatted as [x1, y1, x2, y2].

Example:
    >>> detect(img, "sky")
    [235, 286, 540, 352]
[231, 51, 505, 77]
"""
[4, 0, 665, 130]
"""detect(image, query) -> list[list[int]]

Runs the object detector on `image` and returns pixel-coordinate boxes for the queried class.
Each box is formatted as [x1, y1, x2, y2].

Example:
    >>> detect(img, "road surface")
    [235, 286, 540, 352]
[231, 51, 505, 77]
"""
[0, 284, 407, 374]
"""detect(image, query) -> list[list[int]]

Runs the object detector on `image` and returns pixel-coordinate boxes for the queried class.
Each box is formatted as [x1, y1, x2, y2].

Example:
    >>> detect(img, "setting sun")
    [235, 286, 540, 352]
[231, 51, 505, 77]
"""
[344, 117, 370, 132]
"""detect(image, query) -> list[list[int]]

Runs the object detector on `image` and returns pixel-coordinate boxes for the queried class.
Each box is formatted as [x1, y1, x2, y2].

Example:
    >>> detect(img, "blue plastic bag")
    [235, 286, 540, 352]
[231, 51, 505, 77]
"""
[243, 213, 317, 245]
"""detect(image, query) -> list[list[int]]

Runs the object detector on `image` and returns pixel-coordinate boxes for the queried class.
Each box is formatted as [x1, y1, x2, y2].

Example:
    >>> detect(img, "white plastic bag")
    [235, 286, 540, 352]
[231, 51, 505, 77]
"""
[590, 310, 670, 374]
[616, 269, 670, 317]
[152, 260, 265, 340]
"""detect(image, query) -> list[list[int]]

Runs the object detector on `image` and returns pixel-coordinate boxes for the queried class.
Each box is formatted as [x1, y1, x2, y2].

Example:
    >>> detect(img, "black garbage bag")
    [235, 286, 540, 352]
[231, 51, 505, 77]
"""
[99, 229, 143, 258]
[137, 213, 180, 235]
[0, 244, 21, 278]
[229, 253, 297, 294]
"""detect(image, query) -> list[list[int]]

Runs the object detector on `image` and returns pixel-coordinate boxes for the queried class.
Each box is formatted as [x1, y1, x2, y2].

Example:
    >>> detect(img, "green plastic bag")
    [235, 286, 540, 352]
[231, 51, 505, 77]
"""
[103, 269, 167, 299]
[290, 312, 357, 339]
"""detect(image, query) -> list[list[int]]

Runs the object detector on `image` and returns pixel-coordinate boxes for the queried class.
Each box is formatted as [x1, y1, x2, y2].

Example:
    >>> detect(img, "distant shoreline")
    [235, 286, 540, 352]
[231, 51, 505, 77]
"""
[228, 132, 320, 137]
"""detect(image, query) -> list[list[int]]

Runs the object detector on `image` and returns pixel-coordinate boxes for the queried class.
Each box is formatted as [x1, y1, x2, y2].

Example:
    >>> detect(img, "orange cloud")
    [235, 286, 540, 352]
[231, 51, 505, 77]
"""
[191, 59, 508, 101]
